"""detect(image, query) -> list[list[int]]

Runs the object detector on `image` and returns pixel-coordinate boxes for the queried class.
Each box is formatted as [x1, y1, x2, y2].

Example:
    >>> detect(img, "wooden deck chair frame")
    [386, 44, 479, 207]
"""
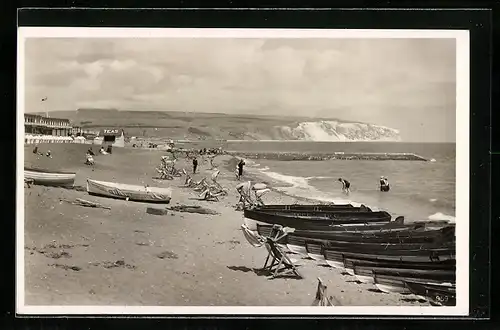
[312, 277, 334, 306]
[241, 224, 266, 248]
[253, 190, 268, 206]
[156, 167, 173, 180]
[199, 188, 226, 202]
[191, 177, 206, 188]
[193, 179, 209, 191]
[261, 237, 303, 279]
[237, 189, 255, 209]
[170, 167, 183, 177]
[24, 178, 34, 188]
[184, 174, 192, 186]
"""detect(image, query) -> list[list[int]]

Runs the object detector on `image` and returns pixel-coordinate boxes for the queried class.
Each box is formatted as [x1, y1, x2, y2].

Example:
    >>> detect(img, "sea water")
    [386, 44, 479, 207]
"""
[232, 142, 456, 223]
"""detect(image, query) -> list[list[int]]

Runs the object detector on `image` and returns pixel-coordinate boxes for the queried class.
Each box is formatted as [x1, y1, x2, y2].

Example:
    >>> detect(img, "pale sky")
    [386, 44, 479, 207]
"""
[24, 38, 456, 142]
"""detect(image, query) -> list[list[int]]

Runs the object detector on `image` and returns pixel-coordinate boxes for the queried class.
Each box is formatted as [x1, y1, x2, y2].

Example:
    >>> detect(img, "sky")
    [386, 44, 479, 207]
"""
[24, 37, 457, 142]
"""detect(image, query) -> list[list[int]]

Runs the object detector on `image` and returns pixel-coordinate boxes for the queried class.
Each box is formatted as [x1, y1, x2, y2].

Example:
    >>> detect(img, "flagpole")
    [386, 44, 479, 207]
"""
[42, 97, 48, 118]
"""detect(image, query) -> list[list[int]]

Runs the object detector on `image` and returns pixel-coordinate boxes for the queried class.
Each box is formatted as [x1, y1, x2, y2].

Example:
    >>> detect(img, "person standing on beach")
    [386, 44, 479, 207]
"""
[237, 159, 246, 180]
[192, 157, 198, 174]
[338, 178, 351, 194]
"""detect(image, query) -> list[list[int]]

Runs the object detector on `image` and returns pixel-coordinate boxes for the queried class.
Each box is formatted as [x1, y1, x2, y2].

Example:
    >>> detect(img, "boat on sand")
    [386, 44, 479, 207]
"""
[404, 280, 456, 306]
[24, 167, 76, 187]
[373, 272, 455, 294]
[243, 209, 392, 229]
[86, 179, 172, 203]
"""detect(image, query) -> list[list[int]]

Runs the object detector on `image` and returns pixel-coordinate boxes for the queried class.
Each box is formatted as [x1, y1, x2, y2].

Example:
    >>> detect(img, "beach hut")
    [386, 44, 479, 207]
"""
[98, 128, 125, 148]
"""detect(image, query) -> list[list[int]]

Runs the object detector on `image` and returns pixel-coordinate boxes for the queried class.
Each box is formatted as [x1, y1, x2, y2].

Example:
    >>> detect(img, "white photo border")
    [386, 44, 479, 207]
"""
[16, 27, 470, 316]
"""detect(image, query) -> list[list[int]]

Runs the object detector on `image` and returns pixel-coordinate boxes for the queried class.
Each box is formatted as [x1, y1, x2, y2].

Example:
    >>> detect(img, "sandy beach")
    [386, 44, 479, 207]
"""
[23, 143, 429, 307]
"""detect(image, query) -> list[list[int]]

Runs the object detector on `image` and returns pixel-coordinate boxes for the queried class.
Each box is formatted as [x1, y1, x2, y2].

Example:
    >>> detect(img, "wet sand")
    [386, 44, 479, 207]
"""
[23, 144, 428, 306]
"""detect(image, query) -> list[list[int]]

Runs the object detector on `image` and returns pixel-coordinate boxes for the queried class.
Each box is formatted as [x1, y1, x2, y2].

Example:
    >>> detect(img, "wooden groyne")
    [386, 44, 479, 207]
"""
[225, 151, 428, 161]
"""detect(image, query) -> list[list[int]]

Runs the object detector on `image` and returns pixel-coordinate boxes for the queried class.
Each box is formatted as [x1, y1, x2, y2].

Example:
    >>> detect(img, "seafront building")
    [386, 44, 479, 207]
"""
[24, 113, 126, 147]
[70, 126, 100, 138]
[24, 114, 72, 136]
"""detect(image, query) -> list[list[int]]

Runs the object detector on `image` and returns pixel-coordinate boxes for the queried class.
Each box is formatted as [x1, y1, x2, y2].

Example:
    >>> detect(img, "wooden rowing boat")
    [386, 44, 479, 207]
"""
[256, 204, 372, 212]
[282, 228, 454, 250]
[86, 179, 172, 203]
[244, 209, 392, 229]
[404, 280, 456, 306]
[255, 221, 421, 236]
[301, 236, 453, 256]
[343, 255, 455, 275]
[373, 272, 455, 294]
[352, 263, 455, 285]
[24, 167, 76, 187]
[323, 248, 456, 269]
[294, 225, 453, 241]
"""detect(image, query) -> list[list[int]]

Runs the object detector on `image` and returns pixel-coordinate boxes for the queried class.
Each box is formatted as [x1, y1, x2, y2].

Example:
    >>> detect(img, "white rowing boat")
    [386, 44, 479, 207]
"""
[24, 167, 76, 187]
[86, 178, 172, 203]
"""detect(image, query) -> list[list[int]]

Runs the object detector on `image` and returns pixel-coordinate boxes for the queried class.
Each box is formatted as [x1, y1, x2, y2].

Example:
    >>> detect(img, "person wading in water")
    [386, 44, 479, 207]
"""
[380, 176, 390, 192]
[192, 157, 198, 174]
[237, 159, 246, 180]
[338, 178, 351, 195]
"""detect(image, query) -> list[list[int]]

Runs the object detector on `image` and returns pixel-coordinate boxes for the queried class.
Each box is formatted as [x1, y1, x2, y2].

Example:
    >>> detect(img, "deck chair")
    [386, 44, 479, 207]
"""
[155, 167, 173, 180]
[236, 181, 255, 209]
[24, 178, 34, 188]
[193, 178, 209, 191]
[241, 224, 266, 248]
[184, 173, 193, 186]
[311, 277, 334, 306]
[187, 177, 204, 188]
[262, 237, 303, 279]
[254, 188, 270, 206]
[198, 187, 226, 202]
[209, 183, 228, 196]
[169, 166, 183, 177]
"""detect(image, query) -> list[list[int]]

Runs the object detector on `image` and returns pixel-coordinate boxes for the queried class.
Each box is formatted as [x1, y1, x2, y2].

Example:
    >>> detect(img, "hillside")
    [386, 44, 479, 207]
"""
[35, 109, 402, 142]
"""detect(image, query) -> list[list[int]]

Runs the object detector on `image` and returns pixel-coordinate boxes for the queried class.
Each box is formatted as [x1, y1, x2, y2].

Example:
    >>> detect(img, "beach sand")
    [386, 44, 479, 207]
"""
[23, 144, 428, 307]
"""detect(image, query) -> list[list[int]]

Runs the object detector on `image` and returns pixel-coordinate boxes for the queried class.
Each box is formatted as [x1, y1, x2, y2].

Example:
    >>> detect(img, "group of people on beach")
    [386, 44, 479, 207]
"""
[337, 176, 390, 195]
[198, 147, 223, 155]
[32, 146, 51, 158]
[84, 146, 112, 166]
